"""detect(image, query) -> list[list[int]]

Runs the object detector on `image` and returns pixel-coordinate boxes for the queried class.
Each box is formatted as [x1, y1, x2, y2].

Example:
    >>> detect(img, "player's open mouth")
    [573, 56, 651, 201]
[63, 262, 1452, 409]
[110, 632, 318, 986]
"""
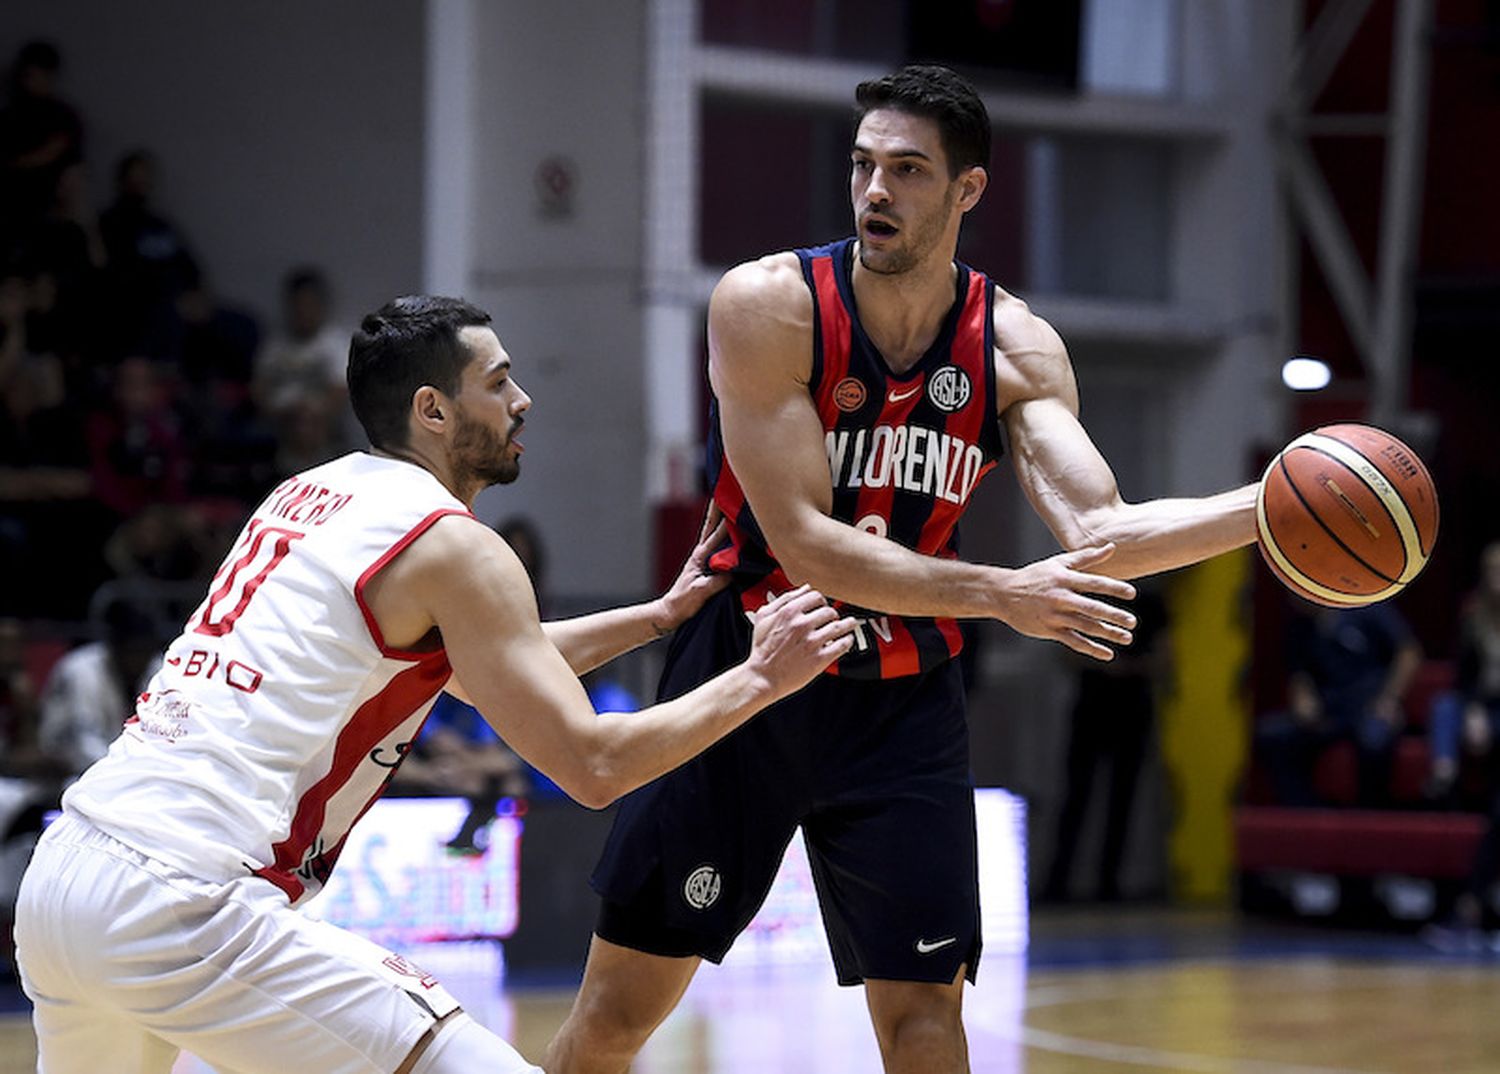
[864, 219, 898, 239]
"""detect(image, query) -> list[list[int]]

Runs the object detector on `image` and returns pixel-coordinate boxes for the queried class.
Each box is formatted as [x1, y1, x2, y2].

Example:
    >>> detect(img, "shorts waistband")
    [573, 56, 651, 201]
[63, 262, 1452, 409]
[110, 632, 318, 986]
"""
[41, 812, 207, 890]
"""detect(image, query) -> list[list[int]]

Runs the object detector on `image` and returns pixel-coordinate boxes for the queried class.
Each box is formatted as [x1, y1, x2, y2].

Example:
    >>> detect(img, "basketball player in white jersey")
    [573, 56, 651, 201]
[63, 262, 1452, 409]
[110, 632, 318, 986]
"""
[14, 295, 858, 1074]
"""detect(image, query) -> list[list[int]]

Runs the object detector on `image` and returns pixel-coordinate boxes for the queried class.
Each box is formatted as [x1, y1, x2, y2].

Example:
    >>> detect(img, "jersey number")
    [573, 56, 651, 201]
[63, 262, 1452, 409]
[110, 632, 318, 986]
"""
[192, 522, 304, 637]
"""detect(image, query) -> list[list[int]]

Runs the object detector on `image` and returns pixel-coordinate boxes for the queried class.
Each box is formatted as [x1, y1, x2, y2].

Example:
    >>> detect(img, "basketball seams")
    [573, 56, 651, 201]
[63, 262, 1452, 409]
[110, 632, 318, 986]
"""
[1295, 432, 1425, 583]
[1255, 470, 1389, 606]
[1279, 446, 1403, 585]
[1323, 423, 1439, 556]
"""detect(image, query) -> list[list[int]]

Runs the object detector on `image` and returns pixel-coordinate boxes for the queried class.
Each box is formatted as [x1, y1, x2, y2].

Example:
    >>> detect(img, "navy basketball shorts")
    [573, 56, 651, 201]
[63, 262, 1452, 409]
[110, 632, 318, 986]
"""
[591, 587, 981, 986]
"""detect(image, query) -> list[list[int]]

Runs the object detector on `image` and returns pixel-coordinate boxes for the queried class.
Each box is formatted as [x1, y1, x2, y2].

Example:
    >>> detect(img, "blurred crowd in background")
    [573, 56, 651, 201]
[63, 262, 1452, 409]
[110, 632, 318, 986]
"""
[0, 41, 356, 628]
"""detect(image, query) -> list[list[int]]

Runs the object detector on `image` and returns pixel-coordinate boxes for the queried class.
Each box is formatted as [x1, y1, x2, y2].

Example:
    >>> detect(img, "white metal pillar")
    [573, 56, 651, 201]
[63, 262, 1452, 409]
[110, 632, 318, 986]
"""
[642, 0, 703, 504]
[1275, 0, 1434, 423]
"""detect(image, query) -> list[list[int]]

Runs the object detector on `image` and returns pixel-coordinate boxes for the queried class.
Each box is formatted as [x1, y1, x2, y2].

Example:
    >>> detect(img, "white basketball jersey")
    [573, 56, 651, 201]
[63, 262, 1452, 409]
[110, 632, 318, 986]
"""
[64, 453, 471, 904]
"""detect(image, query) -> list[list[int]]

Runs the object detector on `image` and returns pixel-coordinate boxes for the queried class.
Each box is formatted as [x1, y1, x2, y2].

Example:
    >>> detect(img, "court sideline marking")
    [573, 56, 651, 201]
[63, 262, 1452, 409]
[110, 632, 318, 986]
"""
[966, 959, 1381, 1074]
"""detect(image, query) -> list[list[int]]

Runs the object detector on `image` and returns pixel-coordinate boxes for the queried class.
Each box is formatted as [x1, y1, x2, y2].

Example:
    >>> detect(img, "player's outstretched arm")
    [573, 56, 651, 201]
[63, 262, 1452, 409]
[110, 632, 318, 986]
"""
[368, 515, 854, 808]
[996, 295, 1259, 581]
[540, 506, 729, 675]
[709, 258, 1137, 660]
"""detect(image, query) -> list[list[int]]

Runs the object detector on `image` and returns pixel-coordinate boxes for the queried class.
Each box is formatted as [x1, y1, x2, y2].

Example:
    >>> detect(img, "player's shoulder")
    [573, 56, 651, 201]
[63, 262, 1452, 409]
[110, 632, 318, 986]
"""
[991, 286, 1066, 360]
[391, 512, 513, 582]
[712, 251, 810, 316]
[991, 287, 1076, 407]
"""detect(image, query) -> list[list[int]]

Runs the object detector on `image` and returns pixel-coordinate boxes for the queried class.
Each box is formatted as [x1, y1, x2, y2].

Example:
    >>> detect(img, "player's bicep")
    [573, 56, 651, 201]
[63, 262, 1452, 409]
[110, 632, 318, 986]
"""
[707, 269, 833, 539]
[415, 528, 598, 784]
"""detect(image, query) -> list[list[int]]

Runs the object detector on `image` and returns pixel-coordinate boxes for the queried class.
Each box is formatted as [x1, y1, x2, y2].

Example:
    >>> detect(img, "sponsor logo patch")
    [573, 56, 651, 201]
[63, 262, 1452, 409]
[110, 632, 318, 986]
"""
[683, 864, 723, 910]
[915, 936, 958, 955]
[888, 381, 924, 405]
[927, 366, 972, 413]
[833, 377, 868, 413]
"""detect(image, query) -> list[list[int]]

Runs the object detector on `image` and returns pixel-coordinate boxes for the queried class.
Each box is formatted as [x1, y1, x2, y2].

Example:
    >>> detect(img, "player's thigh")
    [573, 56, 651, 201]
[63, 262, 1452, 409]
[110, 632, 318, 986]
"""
[160, 891, 461, 1074]
[27, 989, 179, 1074]
[16, 822, 181, 1074]
[804, 774, 980, 986]
[15, 818, 452, 1074]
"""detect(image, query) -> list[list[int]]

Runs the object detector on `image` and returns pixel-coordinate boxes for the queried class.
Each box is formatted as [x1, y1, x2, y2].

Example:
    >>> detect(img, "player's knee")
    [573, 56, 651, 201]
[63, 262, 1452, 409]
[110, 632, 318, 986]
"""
[405, 1011, 540, 1074]
[567, 984, 665, 1049]
[870, 986, 966, 1057]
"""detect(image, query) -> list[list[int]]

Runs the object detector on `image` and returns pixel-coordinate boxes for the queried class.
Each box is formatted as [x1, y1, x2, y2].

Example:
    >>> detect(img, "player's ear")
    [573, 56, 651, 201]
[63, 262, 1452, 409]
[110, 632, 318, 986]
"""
[412, 385, 448, 435]
[957, 165, 987, 213]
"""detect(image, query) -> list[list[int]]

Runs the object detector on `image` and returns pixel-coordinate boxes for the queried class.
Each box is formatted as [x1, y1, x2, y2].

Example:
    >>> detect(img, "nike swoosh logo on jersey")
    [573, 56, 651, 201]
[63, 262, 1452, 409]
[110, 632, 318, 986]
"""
[915, 936, 957, 954]
[888, 384, 923, 404]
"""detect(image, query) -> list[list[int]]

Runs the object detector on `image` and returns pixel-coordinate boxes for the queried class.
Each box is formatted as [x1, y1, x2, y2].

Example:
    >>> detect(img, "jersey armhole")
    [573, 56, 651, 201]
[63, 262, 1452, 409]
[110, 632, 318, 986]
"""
[796, 248, 825, 398]
[981, 280, 1009, 462]
[354, 508, 474, 660]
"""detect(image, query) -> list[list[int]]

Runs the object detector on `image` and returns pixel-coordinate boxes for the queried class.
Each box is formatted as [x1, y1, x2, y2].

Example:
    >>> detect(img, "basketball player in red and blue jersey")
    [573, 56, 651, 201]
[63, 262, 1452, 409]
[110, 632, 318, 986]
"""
[549, 66, 1261, 1074]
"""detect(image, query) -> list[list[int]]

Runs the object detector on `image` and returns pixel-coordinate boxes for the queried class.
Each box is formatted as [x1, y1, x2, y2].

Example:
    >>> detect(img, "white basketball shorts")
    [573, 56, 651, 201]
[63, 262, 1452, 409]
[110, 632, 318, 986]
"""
[15, 813, 466, 1074]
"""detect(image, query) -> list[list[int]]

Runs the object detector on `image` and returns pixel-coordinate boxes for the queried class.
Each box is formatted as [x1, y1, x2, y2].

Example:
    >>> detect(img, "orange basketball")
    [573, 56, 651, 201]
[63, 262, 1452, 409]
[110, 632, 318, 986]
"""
[1256, 423, 1438, 607]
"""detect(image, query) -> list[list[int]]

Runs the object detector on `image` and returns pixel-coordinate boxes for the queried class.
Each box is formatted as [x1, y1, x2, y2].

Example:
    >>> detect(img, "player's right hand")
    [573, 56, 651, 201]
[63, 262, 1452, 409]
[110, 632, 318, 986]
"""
[995, 544, 1137, 661]
[746, 584, 858, 698]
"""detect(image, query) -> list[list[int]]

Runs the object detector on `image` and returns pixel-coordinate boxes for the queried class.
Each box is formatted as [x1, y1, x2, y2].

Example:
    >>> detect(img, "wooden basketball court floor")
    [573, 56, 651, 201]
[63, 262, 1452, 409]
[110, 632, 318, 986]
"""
[0, 908, 1496, 1073]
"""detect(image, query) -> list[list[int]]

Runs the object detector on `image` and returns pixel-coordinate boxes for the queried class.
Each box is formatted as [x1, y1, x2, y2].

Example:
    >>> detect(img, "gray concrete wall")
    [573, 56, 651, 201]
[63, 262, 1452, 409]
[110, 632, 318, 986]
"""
[2, 0, 425, 327]
[462, 0, 650, 598]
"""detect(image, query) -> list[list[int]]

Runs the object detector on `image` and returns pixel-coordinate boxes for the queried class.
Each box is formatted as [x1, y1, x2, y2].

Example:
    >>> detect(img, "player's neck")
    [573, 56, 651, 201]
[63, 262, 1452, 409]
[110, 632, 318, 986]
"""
[371, 444, 479, 509]
[850, 252, 959, 374]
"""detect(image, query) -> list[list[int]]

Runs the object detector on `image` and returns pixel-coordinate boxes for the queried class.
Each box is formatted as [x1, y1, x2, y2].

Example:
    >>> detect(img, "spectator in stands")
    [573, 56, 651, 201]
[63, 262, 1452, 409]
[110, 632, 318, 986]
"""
[1042, 586, 1170, 902]
[1254, 603, 1423, 808]
[0, 41, 84, 247]
[103, 503, 214, 587]
[393, 693, 533, 852]
[1425, 541, 1500, 808]
[86, 355, 189, 520]
[253, 266, 355, 470]
[99, 150, 200, 358]
[0, 619, 42, 773]
[498, 515, 548, 612]
[174, 274, 276, 505]
[16, 162, 104, 367]
[0, 264, 102, 617]
[36, 598, 162, 779]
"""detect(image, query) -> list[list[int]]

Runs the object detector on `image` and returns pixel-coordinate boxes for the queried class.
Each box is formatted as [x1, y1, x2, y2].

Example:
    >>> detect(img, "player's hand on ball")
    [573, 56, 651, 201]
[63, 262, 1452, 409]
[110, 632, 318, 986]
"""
[996, 543, 1137, 661]
[746, 584, 857, 698]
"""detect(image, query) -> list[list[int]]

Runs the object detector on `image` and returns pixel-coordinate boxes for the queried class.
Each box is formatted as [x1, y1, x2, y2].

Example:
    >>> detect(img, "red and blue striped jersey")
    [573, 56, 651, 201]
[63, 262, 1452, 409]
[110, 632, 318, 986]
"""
[708, 237, 1005, 679]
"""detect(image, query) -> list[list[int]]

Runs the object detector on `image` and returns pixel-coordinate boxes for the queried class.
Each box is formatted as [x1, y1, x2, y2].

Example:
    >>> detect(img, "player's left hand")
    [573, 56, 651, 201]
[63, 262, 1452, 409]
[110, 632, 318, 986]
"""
[651, 502, 731, 635]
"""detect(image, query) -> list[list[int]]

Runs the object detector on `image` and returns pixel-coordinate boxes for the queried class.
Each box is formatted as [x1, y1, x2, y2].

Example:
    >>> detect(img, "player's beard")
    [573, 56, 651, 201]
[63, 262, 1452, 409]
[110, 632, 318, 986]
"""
[453, 406, 521, 487]
[857, 186, 957, 276]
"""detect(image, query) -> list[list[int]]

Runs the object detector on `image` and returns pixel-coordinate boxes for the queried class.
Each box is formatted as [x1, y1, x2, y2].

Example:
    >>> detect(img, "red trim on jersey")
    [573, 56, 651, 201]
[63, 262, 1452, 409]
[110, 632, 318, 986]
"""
[810, 256, 851, 410]
[881, 615, 922, 678]
[253, 863, 304, 902]
[260, 656, 450, 899]
[355, 508, 473, 659]
[709, 466, 750, 574]
[935, 614, 964, 654]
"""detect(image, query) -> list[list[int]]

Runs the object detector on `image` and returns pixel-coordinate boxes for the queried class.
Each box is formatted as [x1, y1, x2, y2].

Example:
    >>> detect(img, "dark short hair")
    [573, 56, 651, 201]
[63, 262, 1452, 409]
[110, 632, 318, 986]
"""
[115, 149, 153, 186]
[16, 40, 61, 74]
[284, 266, 329, 300]
[347, 295, 492, 452]
[854, 64, 991, 178]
